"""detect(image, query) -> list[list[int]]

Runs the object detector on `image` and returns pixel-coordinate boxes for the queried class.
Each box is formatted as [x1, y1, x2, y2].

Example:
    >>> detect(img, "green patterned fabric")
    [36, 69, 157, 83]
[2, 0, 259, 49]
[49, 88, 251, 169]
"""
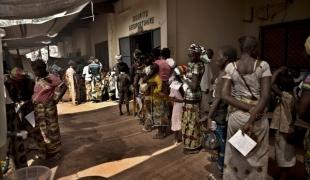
[34, 101, 61, 158]
[182, 103, 201, 149]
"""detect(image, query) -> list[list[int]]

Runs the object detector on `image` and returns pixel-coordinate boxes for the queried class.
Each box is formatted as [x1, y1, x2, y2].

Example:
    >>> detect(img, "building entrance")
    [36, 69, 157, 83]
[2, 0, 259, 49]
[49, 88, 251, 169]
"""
[119, 28, 160, 67]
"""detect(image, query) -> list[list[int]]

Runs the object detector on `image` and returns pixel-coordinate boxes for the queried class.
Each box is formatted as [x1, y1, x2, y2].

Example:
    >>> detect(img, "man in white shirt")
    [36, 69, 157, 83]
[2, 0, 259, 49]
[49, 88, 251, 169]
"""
[82, 59, 93, 102]
[200, 49, 214, 116]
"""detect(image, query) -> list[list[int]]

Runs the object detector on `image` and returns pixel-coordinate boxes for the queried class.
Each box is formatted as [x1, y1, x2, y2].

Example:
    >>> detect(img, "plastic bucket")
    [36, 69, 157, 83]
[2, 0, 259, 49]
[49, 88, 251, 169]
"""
[9, 166, 52, 180]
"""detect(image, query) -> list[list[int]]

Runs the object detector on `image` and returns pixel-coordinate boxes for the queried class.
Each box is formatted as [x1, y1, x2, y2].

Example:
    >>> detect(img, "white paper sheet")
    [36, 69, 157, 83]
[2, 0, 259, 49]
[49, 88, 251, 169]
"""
[170, 81, 182, 90]
[228, 129, 257, 156]
[25, 111, 35, 127]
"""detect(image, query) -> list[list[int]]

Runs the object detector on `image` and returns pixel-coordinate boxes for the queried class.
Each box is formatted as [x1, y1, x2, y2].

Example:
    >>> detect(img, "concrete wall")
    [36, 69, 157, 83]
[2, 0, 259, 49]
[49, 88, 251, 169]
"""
[89, 14, 109, 56]
[244, 0, 310, 37]
[71, 28, 91, 57]
[60, 15, 108, 61]
[107, 0, 168, 67]
[168, 0, 245, 65]
[59, 0, 310, 68]
[63, 36, 73, 58]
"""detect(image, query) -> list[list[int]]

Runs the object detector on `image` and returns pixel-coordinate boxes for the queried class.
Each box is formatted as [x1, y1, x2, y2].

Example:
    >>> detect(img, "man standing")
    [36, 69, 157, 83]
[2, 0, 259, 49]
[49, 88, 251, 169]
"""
[89, 59, 102, 102]
[200, 49, 214, 116]
[82, 59, 92, 102]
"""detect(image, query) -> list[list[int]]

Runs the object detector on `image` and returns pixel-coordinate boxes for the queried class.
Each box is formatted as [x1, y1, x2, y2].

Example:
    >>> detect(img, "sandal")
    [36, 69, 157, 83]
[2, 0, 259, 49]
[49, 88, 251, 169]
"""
[183, 148, 200, 155]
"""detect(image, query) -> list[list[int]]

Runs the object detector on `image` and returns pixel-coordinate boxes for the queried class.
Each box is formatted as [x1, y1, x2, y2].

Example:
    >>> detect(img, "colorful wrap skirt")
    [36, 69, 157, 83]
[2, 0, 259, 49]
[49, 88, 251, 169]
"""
[181, 103, 201, 150]
[144, 95, 170, 128]
[33, 101, 61, 158]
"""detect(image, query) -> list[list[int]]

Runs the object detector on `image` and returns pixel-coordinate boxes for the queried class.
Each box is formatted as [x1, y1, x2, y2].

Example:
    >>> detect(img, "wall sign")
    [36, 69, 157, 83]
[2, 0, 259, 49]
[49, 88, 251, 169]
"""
[129, 10, 155, 31]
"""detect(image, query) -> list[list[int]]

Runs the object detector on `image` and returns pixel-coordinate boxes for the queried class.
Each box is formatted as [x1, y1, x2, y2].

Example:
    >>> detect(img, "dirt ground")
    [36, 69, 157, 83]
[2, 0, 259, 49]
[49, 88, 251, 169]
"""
[28, 102, 306, 180]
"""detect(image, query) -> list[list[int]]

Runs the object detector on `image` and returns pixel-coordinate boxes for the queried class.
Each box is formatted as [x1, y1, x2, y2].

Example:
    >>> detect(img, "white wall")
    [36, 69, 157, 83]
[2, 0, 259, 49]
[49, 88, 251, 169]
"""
[108, 0, 168, 67]
[168, 0, 245, 65]
[244, 0, 310, 37]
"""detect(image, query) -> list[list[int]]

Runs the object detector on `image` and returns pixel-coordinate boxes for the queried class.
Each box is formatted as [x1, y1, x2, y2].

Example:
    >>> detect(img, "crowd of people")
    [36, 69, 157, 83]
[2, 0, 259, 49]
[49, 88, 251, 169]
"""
[3, 60, 66, 172]
[1, 35, 310, 180]
[112, 35, 309, 180]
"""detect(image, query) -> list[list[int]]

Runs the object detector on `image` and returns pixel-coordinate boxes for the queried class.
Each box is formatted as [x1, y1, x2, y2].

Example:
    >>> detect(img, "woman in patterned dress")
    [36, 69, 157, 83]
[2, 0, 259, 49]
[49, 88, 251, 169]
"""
[31, 60, 67, 160]
[182, 44, 205, 154]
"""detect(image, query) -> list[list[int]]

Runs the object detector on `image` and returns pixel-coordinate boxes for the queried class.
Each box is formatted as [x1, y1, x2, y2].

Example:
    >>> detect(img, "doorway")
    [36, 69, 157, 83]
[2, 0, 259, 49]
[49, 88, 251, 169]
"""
[95, 41, 109, 71]
[131, 31, 152, 55]
[119, 28, 161, 67]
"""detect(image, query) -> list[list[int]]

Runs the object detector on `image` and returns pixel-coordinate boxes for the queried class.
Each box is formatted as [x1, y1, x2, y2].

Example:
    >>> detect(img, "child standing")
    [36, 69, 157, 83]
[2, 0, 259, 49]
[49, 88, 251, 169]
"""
[169, 65, 187, 144]
[117, 72, 131, 115]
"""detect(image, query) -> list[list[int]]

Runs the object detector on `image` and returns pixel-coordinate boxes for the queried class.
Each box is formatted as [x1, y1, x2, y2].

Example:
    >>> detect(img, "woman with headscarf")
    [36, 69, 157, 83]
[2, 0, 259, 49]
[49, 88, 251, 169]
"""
[221, 36, 271, 180]
[182, 44, 205, 154]
[4, 67, 35, 168]
[31, 59, 67, 161]
[141, 49, 171, 138]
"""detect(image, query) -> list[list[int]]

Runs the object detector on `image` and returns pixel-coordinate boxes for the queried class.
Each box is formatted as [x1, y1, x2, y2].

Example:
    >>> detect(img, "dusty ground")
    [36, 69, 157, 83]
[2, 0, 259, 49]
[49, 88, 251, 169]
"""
[28, 102, 306, 180]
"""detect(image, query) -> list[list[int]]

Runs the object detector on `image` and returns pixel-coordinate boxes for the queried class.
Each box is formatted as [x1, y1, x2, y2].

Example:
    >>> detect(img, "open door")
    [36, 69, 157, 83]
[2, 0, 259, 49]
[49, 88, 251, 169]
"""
[119, 37, 132, 68]
[95, 41, 109, 71]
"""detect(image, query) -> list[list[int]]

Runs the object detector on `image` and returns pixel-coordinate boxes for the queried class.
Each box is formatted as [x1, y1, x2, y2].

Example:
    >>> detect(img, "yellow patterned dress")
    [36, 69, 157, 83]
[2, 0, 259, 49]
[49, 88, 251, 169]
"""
[182, 61, 204, 150]
[144, 75, 169, 129]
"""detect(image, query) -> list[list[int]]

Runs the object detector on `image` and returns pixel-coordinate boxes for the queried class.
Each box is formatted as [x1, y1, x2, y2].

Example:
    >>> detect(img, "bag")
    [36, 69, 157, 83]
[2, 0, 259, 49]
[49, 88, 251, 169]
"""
[234, 61, 261, 101]
[89, 64, 100, 76]
[202, 131, 219, 150]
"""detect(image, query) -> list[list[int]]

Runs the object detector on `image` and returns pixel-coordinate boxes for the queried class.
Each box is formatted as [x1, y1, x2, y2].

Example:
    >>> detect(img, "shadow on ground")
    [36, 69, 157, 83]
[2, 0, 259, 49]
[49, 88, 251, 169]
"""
[33, 103, 177, 179]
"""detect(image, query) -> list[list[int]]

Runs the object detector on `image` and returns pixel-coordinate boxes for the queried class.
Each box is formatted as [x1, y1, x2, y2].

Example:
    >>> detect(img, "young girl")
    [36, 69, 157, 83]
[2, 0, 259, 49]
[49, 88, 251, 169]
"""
[169, 65, 187, 144]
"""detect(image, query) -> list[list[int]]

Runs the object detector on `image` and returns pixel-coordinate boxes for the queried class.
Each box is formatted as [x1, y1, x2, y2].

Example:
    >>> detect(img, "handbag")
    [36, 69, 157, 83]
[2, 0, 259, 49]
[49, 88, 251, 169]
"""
[202, 131, 219, 150]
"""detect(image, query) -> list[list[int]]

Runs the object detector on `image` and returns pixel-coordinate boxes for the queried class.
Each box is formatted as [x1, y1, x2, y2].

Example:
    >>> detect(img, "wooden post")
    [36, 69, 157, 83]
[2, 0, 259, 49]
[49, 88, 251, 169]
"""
[0, 28, 7, 161]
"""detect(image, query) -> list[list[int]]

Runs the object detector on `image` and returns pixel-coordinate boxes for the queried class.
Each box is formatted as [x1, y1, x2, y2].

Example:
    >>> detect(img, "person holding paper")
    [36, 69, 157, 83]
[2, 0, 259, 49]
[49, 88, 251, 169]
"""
[4, 67, 35, 168]
[221, 36, 271, 180]
[31, 59, 67, 161]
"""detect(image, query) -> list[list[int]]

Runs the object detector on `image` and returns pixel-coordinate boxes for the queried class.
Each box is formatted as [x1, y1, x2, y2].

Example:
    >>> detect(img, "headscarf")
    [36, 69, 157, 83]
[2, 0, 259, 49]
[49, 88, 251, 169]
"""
[174, 65, 187, 76]
[10, 67, 25, 80]
[188, 44, 206, 55]
[305, 36, 310, 56]
[115, 54, 122, 60]
[166, 58, 176, 68]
